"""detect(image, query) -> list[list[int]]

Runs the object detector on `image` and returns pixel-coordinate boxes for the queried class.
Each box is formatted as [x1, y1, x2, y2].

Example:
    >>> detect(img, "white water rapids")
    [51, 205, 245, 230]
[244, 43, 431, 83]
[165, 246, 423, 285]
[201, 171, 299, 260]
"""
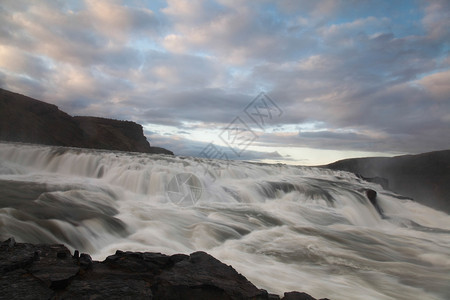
[0, 142, 449, 299]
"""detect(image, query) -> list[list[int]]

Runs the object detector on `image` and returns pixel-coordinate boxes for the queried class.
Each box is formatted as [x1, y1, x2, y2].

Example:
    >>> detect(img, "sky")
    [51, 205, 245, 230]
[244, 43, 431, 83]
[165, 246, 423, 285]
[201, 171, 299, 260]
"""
[0, 0, 449, 165]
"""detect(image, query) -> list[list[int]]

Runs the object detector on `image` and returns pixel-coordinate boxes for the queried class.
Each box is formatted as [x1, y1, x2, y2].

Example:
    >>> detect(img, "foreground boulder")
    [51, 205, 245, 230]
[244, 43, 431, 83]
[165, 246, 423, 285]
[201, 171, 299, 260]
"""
[0, 238, 326, 300]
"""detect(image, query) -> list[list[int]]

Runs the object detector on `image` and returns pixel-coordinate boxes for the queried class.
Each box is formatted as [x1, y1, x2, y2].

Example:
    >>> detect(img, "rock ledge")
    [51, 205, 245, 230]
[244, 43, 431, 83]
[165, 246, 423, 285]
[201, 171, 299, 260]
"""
[0, 238, 328, 300]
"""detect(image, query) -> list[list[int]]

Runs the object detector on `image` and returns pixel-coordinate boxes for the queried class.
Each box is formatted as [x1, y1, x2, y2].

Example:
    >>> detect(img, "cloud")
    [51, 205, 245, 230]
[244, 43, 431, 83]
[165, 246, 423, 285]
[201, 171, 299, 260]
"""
[422, 0, 450, 40]
[0, 46, 52, 79]
[86, 0, 159, 39]
[418, 70, 450, 101]
[0, 0, 449, 163]
[162, 0, 318, 64]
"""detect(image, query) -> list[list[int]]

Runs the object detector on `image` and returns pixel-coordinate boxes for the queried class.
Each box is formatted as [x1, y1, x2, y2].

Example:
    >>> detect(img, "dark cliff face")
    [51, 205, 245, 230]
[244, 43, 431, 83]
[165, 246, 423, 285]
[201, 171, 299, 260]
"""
[0, 88, 173, 155]
[0, 89, 86, 147]
[325, 150, 450, 214]
[74, 116, 153, 153]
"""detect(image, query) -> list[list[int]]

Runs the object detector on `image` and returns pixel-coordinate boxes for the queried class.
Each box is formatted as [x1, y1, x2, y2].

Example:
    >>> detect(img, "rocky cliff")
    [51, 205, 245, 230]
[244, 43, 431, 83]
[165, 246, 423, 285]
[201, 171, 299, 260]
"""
[74, 116, 174, 154]
[0, 89, 86, 147]
[0, 88, 173, 155]
[0, 238, 326, 300]
[325, 150, 450, 214]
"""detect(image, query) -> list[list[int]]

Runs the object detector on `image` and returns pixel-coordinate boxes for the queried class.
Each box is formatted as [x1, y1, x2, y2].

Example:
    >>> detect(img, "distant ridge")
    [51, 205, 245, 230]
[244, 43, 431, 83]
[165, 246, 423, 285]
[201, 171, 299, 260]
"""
[0, 88, 173, 155]
[325, 150, 450, 214]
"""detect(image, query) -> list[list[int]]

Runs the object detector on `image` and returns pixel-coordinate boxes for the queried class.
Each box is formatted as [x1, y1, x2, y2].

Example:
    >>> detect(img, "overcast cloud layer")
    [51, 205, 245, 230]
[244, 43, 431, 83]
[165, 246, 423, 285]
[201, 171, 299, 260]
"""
[1, 0, 449, 164]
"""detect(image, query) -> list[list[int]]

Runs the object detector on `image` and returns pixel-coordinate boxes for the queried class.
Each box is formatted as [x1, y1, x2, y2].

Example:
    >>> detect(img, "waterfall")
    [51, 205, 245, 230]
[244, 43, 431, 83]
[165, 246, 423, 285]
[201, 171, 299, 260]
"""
[1, 142, 449, 300]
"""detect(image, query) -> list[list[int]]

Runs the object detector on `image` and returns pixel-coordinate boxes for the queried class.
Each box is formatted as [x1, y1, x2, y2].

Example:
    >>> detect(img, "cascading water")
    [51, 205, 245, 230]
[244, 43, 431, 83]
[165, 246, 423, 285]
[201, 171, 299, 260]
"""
[0, 142, 449, 300]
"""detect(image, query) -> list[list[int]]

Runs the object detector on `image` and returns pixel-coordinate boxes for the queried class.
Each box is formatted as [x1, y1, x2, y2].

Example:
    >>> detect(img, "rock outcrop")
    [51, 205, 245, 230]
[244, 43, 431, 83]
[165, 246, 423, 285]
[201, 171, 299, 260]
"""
[74, 116, 164, 154]
[0, 89, 86, 148]
[0, 238, 327, 300]
[365, 189, 384, 217]
[325, 150, 450, 214]
[0, 88, 173, 155]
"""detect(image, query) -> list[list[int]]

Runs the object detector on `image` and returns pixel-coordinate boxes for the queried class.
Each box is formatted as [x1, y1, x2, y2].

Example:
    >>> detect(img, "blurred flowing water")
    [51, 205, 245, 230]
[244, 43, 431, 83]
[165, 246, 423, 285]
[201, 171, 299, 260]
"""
[0, 142, 449, 300]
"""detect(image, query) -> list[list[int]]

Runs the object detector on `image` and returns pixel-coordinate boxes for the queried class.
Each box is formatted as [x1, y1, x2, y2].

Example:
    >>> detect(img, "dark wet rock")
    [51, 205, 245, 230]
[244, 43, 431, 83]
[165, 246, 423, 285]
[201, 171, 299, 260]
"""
[60, 275, 155, 299]
[365, 189, 384, 217]
[29, 244, 79, 289]
[0, 239, 38, 273]
[153, 251, 268, 299]
[0, 88, 173, 155]
[282, 291, 317, 300]
[0, 238, 323, 300]
[57, 250, 68, 259]
[79, 253, 93, 269]
[281, 292, 330, 300]
[6, 237, 15, 247]
[366, 189, 377, 202]
[0, 269, 54, 300]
